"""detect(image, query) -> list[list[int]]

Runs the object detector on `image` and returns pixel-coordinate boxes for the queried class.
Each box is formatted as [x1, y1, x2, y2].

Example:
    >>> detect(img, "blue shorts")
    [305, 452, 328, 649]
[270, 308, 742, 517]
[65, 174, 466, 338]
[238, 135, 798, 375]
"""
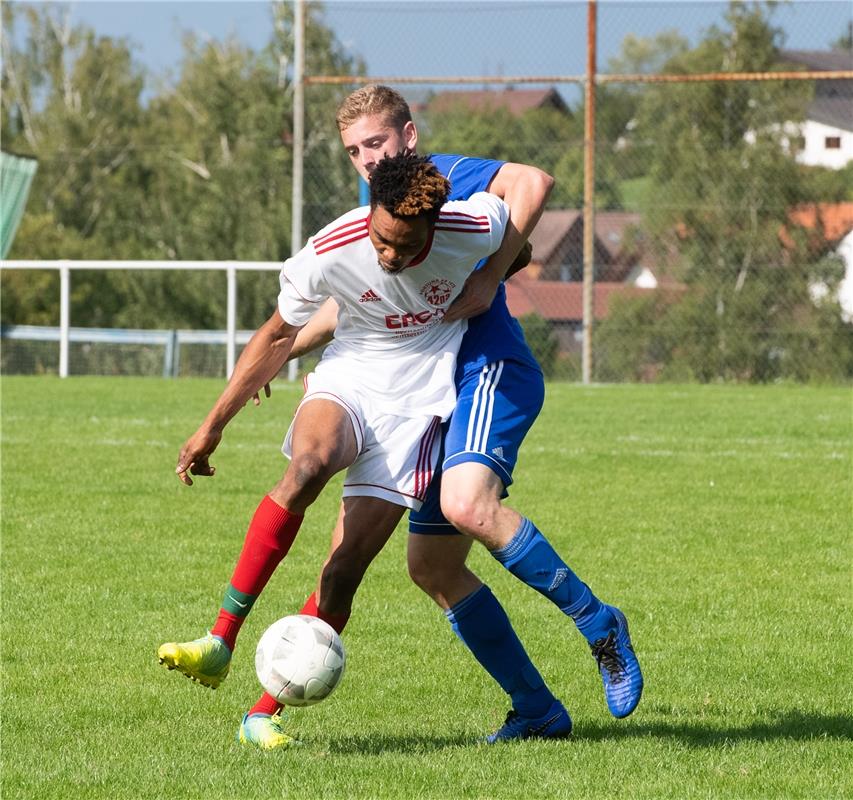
[408, 359, 545, 534]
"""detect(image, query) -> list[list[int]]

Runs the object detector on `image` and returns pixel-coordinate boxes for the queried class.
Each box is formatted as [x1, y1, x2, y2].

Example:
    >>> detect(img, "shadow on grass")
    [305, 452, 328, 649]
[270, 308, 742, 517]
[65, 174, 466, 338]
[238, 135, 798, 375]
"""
[577, 710, 853, 746]
[326, 733, 474, 755]
[322, 711, 851, 755]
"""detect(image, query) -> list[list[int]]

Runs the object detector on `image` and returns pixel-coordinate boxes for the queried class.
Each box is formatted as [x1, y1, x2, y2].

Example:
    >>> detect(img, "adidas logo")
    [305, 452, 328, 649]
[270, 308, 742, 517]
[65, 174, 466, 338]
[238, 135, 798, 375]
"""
[491, 446, 504, 458]
[548, 567, 569, 592]
[359, 289, 381, 303]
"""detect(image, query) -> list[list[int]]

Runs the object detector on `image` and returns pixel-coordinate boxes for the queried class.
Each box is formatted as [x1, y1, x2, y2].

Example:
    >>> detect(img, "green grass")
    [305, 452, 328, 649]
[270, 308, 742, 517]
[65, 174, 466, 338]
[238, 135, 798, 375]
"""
[618, 175, 654, 210]
[2, 377, 851, 799]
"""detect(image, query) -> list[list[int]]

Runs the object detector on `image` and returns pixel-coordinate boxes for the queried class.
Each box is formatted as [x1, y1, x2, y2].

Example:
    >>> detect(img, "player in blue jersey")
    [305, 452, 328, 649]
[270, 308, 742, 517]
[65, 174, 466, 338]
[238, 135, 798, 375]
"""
[289, 86, 644, 739]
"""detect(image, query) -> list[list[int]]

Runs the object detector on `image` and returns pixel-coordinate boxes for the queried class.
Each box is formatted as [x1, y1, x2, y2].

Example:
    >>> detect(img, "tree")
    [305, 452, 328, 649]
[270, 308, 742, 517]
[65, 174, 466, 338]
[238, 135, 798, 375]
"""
[2, 1, 363, 330]
[516, 313, 559, 377]
[600, 1, 851, 382]
[830, 21, 853, 52]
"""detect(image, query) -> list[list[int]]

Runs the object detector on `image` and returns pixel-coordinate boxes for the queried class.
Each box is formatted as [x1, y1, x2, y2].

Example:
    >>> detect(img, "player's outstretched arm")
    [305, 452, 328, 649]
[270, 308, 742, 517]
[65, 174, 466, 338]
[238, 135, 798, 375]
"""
[176, 309, 299, 485]
[251, 298, 339, 406]
[443, 163, 553, 323]
[287, 298, 339, 360]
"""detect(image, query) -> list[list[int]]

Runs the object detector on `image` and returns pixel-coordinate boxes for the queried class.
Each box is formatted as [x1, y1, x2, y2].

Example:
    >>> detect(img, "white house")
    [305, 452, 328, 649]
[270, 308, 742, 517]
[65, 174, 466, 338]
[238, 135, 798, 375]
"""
[781, 50, 853, 170]
[835, 228, 853, 322]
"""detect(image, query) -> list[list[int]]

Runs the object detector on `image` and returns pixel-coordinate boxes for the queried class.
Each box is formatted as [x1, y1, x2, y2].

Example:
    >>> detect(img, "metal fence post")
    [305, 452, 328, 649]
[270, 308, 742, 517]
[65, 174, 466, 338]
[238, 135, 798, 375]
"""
[59, 263, 70, 378]
[289, 0, 306, 383]
[582, 0, 597, 386]
[164, 329, 177, 378]
[226, 266, 237, 377]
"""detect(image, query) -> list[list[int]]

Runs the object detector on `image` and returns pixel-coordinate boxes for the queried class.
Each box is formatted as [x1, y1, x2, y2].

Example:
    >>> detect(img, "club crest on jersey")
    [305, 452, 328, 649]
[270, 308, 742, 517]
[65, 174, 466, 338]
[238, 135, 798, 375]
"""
[420, 278, 455, 307]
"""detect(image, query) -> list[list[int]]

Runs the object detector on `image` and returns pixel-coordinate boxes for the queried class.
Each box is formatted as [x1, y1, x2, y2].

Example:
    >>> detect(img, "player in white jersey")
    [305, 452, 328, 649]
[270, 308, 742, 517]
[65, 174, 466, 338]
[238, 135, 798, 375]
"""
[158, 154, 546, 747]
[280, 196, 503, 424]
[230, 86, 639, 748]
[276, 171, 506, 505]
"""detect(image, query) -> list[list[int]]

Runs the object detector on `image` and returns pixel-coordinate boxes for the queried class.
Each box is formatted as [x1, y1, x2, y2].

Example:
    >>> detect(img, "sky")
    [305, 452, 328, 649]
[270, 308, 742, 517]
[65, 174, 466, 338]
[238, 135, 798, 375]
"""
[8, 0, 853, 104]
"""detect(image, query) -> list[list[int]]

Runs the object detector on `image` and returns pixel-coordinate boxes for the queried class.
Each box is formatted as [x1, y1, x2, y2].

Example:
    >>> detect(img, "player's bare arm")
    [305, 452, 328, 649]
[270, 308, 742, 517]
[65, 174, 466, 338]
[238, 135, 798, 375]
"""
[443, 163, 553, 323]
[176, 309, 300, 485]
[287, 298, 339, 360]
[251, 299, 339, 406]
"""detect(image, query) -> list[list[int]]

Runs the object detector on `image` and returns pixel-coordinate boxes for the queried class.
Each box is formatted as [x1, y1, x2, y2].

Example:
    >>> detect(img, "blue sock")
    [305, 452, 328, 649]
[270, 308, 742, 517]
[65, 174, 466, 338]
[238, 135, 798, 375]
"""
[446, 585, 555, 718]
[492, 517, 614, 642]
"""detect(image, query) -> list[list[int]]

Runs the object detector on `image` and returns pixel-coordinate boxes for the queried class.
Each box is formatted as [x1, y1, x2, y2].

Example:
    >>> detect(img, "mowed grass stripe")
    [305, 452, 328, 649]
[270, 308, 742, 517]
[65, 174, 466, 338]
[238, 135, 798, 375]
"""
[2, 377, 850, 799]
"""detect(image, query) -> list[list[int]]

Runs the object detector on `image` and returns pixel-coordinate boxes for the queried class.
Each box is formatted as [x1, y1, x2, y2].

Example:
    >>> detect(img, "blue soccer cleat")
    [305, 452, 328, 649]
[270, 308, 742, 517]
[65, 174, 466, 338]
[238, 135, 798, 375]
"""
[486, 699, 572, 743]
[590, 605, 644, 718]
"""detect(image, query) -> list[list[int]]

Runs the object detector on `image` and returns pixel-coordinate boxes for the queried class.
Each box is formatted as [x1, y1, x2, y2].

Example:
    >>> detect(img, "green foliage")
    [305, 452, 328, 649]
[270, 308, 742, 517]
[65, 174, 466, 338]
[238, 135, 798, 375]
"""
[1, 1, 359, 329]
[799, 161, 853, 203]
[517, 312, 558, 376]
[599, 1, 853, 383]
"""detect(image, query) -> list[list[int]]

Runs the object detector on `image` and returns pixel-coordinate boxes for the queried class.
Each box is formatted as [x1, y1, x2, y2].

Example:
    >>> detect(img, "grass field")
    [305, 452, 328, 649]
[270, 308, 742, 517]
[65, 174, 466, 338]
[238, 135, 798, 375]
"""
[2, 377, 851, 799]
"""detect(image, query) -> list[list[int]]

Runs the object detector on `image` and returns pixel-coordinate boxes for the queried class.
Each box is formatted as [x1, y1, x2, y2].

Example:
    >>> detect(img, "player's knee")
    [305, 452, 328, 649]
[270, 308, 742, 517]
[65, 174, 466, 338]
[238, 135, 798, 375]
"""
[407, 543, 465, 588]
[407, 556, 454, 603]
[286, 452, 335, 501]
[440, 491, 495, 538]
[407, 553, 436, 594]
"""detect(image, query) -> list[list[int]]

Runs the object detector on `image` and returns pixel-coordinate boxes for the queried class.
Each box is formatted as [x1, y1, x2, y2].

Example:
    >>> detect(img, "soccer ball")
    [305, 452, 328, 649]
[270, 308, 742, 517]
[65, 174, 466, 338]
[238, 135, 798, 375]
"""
[255, 614, 346, 707]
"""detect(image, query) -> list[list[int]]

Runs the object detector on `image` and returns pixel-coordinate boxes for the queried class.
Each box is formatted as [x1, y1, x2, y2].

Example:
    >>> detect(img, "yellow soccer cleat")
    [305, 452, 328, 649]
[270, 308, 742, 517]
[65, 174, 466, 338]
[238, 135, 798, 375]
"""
[157, 632, 231, 689]
[237, 713, 300, 750]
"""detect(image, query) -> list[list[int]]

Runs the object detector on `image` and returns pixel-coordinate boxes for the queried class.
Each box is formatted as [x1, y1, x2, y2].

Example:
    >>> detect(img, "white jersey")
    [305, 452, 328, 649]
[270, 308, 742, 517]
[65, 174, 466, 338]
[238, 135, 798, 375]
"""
[278, 192, 508, 418]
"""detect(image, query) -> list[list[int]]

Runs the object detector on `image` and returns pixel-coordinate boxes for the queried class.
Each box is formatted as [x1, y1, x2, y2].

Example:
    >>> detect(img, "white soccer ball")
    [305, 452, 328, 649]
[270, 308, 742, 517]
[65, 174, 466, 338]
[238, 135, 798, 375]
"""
[255, 614, 346, 707]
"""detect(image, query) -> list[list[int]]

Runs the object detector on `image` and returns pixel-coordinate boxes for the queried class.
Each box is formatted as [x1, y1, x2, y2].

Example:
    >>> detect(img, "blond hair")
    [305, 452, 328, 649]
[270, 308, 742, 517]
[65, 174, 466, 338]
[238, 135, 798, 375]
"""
[336, 85, 412, 132]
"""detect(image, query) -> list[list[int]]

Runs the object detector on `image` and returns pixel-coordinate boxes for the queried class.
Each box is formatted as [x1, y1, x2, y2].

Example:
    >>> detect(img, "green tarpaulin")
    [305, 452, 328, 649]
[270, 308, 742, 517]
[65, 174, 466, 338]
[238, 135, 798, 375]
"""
[1, 151, 38, 258]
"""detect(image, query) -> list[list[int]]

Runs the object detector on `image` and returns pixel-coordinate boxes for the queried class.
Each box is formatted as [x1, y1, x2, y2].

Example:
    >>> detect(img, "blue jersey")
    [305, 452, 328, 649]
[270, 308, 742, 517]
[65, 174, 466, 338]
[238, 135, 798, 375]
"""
[429, 154, 541, 375]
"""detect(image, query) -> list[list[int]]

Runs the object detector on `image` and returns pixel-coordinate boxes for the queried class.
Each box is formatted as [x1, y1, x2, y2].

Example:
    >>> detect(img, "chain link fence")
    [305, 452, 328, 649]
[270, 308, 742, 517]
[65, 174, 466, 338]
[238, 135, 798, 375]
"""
[2, 0, 851, 382]
[301, 0, 853, 383]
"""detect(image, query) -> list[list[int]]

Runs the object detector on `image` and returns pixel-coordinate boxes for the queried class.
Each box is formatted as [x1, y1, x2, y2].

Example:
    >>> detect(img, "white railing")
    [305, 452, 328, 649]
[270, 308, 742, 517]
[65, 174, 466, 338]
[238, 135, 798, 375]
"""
[1, 324, 259, 377]
[0, 260, 297, 378]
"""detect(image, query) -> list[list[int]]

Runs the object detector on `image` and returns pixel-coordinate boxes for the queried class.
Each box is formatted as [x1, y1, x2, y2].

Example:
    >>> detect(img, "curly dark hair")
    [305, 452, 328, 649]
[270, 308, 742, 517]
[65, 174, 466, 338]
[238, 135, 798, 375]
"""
[369, 152, 450, 226]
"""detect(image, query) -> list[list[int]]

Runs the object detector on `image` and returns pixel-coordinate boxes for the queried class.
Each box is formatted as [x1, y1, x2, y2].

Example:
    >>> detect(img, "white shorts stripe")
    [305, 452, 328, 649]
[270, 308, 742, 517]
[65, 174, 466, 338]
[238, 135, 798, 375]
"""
[480, 360, 504, 453]
[465, 361, 504, 453]
[465, 365, 489, 451]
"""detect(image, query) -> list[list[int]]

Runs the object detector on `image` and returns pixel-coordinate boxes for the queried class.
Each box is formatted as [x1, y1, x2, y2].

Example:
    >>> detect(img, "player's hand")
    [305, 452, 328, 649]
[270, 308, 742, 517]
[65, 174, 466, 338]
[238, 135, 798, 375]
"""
[443, 268, 503, 323]
[251, 383, 272, 406]
[175, 426, 223, 486]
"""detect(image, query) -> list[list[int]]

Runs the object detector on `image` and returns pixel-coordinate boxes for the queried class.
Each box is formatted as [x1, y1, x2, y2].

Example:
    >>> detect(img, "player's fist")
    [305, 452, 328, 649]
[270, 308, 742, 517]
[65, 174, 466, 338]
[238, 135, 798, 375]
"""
[176, 427, 222, 486]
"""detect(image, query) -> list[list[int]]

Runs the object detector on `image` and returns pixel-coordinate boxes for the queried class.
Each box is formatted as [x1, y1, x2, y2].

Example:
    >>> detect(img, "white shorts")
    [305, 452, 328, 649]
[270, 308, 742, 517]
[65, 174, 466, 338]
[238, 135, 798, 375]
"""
[282, 371, 442, 510]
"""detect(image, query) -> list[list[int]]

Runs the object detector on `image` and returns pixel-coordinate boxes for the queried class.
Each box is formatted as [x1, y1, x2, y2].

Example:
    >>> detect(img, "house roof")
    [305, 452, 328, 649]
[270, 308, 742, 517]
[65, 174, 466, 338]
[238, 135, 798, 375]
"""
[528, 210, 581, 263]
[426, 88, 570, 117]
[780, 49, 853, 72]
[527, 209, 645, 270]
[788, 202, 853, 243]
[807, 95, 853, 132]
[594, 211, 644, 259]
[504, 273, 654, 322]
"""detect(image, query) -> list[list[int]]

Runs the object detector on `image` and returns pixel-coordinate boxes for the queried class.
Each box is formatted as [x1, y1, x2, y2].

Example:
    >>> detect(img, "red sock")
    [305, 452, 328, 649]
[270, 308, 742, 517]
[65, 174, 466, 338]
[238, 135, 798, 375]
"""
[300, 591, 350, 634]
[211, 495, 304, 651]
[247, 592, 350, 718]
[248, 692, 283, 718]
